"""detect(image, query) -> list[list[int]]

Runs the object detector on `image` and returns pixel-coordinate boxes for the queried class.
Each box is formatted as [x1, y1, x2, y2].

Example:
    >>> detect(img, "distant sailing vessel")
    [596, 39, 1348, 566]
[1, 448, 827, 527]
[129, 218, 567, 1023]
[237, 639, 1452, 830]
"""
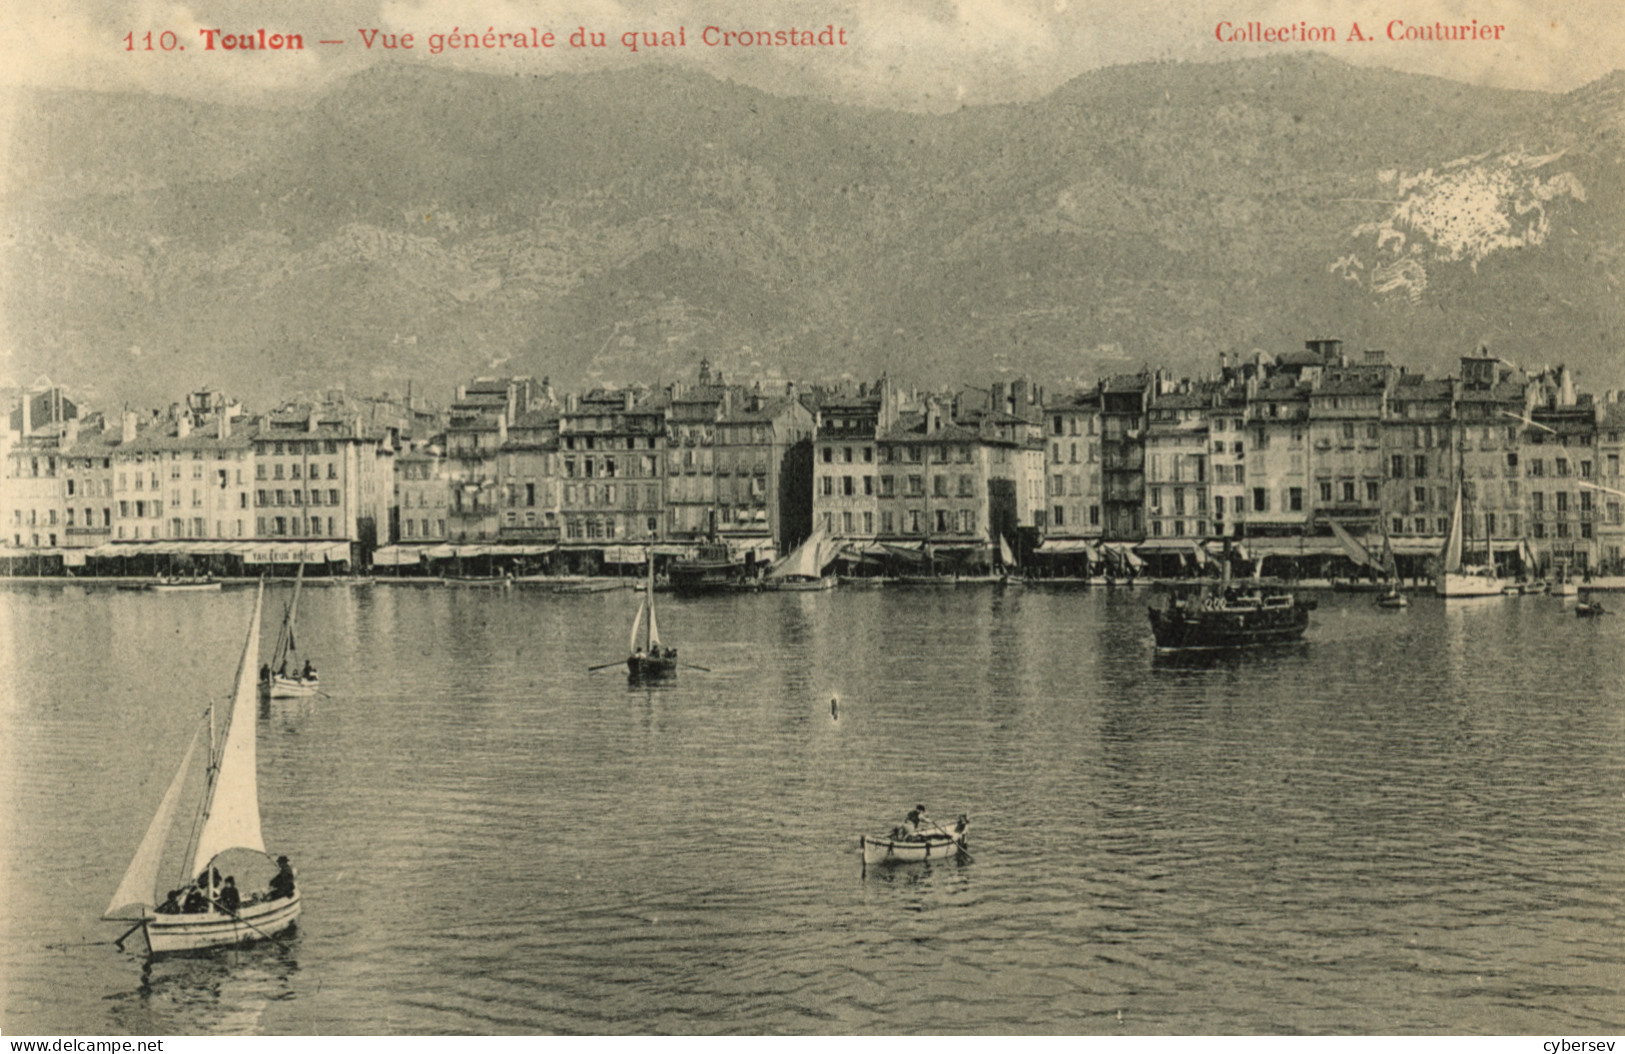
[627, 554, 677, 681]
[763, 530, 839, 591]
[261, 566, 319, 698]
[1434, 485, 1502, 597]
[103, 582, 302, 954]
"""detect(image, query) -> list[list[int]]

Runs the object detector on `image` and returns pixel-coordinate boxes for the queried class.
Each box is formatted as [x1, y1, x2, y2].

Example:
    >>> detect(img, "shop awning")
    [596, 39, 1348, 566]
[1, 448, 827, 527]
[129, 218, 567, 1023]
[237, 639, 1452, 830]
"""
[1034, 538, 1098, 556]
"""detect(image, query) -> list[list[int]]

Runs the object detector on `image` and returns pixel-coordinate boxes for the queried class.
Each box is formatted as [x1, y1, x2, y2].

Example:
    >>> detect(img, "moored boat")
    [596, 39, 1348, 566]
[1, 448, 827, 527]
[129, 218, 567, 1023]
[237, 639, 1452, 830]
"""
[1435, 485, 1504, 598]
[668, 537, 748, 595]
[762, 531, 839, 591]
[1575, 598, 1609, 617]
[103, 581, 302, 955]
[152, 576, 222, 593]
[1147, 586, 1311, 650]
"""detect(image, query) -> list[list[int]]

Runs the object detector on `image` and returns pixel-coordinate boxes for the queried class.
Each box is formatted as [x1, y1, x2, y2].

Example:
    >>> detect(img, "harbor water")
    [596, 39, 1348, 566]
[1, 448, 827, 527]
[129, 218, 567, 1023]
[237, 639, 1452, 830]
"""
[2, 581, 1622, 1034]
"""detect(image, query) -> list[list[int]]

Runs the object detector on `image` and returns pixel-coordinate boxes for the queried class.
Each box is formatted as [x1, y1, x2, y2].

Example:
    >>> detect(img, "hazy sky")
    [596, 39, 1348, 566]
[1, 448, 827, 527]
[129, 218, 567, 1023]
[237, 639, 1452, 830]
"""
[1, 0, 1619, 112]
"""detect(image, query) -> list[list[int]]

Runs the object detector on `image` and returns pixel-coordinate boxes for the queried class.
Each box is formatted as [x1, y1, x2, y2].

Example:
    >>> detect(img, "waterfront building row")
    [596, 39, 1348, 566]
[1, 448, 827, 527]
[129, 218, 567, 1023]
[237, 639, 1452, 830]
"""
[5, 341, 1624, 576]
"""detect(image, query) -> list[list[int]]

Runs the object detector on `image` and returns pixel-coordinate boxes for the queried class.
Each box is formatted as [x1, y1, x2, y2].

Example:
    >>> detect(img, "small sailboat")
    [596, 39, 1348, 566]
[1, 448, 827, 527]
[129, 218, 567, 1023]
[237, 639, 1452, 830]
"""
[1374, 523, 1408, 608]
[626, 552, 677, 681]
[763, 530, 838, 591]
[103, 581, 302, 954]
[1434, 484, 1502, 598]
[261, 565, 319, 698]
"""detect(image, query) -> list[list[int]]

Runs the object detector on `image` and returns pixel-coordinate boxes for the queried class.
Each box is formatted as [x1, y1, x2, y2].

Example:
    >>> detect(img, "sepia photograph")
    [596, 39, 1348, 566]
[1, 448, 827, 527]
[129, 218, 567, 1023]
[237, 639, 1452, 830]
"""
[1, 0, 1622, 1038]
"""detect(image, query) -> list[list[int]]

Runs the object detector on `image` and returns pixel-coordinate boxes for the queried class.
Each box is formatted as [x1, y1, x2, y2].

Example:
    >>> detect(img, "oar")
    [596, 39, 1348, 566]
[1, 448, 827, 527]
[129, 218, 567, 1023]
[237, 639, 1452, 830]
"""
[210, 898, 295, 945]
[928, 818, 974, 862]
[112, 920, 147, 950]
[679, 662, 712, 672]
[587, 660, 626, 672]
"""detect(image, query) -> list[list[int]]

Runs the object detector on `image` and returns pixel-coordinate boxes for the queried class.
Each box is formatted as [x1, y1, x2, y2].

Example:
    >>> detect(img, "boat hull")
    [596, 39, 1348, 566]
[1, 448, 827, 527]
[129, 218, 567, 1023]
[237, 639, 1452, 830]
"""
[1434, 573, 1504, 597]
[861, 833, 969, 866]
[764, 575, 837, 591]
[628, 655, 677, 681]
[143, 893, 301, 954]
[1147, 602, 1310, 650]
[152, 581, 222, 593]
[266, 676, 319, 698]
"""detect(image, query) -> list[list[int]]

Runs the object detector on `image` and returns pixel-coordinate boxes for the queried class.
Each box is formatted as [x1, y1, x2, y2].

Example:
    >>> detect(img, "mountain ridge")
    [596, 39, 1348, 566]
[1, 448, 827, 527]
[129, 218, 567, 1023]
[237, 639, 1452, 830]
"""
[4, 54, 1619, 408]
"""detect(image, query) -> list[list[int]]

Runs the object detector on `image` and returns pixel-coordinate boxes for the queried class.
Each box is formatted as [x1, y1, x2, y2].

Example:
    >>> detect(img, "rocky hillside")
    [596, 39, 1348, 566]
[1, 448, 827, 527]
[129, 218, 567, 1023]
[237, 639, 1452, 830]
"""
[4, 54, 1618, 407]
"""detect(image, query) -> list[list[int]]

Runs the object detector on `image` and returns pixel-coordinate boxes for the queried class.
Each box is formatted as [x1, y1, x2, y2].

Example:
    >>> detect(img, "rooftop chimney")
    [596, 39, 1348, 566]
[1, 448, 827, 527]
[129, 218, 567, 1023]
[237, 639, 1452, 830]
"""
[121, 411, 137, 444]
[176, 415, 191, 439]
[217, 413, 231, 441]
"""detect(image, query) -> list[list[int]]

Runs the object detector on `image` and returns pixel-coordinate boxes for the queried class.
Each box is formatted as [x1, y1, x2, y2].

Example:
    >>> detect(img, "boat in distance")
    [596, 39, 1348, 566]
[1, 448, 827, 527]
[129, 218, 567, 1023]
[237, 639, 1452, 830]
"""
[1147, 585, 1311, 650]
[103, 580, 302, 954]
[627, 553, 677, 682]
[861, 816, 970, 866]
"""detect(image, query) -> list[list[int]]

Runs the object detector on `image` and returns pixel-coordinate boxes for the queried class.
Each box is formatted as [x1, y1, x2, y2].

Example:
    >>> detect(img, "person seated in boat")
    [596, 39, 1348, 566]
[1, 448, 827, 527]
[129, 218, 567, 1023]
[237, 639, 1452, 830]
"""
[903, 805, 930, 840]
[182, 886, 209, 913]
[218, 876, 240, 914]
[269, 856, 297, 900]
[157, 888, 184, 914]
[260, 663, 271, 684]
[302, 659, 316, 681]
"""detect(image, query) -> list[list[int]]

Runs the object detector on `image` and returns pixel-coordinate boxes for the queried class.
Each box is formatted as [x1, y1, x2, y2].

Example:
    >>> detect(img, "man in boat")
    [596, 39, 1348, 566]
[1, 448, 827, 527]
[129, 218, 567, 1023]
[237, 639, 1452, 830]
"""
[218, 876, 241, 914]
[269, 855, 297, 900]
[302, 659, 316, 681]
[904, 805, 930, 841]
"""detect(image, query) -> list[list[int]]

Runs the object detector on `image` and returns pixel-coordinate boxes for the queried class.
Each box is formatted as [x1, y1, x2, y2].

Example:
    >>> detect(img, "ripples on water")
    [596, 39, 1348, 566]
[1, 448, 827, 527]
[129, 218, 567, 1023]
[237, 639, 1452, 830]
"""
[2, 582, 1622, 1034]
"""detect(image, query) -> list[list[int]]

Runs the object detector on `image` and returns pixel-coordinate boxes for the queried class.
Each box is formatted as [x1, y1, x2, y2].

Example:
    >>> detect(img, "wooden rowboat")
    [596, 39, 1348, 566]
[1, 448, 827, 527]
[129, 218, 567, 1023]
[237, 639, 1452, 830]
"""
[860, 816, 970, 866]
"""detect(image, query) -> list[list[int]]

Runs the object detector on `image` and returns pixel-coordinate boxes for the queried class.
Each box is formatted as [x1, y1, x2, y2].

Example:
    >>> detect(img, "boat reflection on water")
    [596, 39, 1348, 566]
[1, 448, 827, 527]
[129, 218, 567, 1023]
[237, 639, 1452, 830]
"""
[1150, 639, 1311, 671]
[106, 939, 299, 1036]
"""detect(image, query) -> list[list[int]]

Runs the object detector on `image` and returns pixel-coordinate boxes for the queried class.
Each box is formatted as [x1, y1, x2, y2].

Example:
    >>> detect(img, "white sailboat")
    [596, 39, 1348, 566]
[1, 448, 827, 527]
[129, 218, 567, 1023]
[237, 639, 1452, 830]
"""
[627, 552, 677, 679]
[1434, 485, 1502, 597]
[103, 581, 302, 954]
[262, 565, 319, 698]
[764, 530, 838, 591]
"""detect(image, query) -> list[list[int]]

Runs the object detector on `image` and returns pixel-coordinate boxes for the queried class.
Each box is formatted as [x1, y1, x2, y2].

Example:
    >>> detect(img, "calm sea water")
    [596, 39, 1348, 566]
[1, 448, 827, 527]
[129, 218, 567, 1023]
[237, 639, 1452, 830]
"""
[2, 580, 1622, 1035]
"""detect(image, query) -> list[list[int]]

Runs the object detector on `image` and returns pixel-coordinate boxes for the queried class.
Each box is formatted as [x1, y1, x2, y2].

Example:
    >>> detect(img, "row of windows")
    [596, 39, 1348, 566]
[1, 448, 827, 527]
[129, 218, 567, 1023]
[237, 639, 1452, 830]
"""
[819, 508, 979, 535]
[255, 489, 343, 507]
[818, 474, 980, 498]
[254, 440, 341, 457]
[254, 516, 340, 537]
[256, 462, 339, 481]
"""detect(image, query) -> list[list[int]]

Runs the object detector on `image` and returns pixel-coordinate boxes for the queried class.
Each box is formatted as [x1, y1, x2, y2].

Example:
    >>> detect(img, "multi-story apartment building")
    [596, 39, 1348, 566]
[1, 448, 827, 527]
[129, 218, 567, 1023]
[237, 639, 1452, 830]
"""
[714, 388, 815, 556]
[496, 409, 562, 544]
[1243, 371, 1311, 537]
[1207, 390, 1248, 541]
[874, 400, 1025, 568]
[1594, 397, 1625, 575]
[1523, 366, 1599, 572]
[1384, 374, 1455, 547]
[1143, 383, 1213, 544]
[812, 379, 898, 546]
[1306, 356, 1390, 537]
[394, 446, 450, 544]
[250, 407, 393, 556]
[1099, 373, 1150, 541]
[1039, 390, 1103, 559]
[558, 387, 666, 556]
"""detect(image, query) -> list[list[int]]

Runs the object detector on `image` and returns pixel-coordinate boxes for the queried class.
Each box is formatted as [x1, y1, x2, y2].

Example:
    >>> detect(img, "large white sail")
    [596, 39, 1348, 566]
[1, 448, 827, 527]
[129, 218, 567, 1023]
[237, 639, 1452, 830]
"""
[629, 599, 647, 654]
[769, 530, 826, 580]
[1328, 520, 1373, 569]
[1441, 486, 1464, 574]
[103, 726, 202, 920]
[190, 584, 267, 876]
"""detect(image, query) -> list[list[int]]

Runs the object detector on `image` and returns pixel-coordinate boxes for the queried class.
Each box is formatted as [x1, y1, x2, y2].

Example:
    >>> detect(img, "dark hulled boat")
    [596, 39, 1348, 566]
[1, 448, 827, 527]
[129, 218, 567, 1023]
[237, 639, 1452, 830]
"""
[1147, 585, 1311, 650]
[627, 555, 677, 682]
[667, 538, 747, 595]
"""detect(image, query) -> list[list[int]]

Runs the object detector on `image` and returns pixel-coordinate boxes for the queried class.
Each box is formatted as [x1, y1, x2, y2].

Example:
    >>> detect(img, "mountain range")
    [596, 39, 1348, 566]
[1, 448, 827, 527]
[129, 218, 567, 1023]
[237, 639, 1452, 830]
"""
[4, 53, 1621, 409]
